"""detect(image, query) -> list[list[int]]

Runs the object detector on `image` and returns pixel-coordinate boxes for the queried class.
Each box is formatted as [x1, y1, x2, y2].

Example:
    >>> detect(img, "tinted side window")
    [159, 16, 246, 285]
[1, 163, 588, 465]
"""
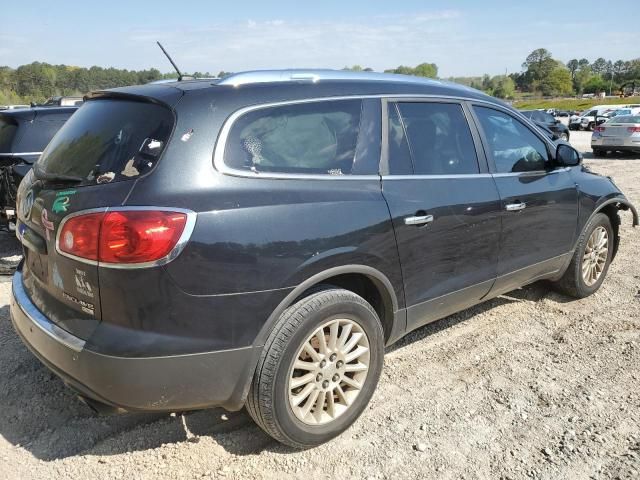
[474, 106, 548, 173]
[225, 100, 362, 175]
[396, 102, 479, 175]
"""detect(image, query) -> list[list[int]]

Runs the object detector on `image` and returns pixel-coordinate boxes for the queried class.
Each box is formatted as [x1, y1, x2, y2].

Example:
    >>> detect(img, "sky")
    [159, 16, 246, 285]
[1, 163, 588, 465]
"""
[1, 0, 639, 77]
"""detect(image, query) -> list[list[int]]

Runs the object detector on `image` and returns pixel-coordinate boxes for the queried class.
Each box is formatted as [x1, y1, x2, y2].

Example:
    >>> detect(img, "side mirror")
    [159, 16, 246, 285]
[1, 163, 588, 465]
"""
[556, 144, 582, 167]
[596, 117, 607, 125]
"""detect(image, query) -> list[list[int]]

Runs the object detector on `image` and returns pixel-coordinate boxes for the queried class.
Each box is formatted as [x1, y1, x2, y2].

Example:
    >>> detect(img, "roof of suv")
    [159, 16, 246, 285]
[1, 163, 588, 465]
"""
[97, 69, 503, 107]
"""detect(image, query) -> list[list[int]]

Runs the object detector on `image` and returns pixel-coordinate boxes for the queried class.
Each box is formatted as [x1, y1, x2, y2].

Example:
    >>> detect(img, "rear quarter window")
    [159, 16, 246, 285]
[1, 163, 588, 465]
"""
[223, 99, 363, 175]
[38, 99, 174, 185]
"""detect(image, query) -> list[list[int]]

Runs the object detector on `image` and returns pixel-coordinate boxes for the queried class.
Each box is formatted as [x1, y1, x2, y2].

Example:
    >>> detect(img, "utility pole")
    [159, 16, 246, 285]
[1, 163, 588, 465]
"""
[609, 69, 613, 97]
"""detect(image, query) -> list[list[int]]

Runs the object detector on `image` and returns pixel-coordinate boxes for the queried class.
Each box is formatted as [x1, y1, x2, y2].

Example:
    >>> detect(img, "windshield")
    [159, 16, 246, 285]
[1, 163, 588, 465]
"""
[37, 99, 174, 185]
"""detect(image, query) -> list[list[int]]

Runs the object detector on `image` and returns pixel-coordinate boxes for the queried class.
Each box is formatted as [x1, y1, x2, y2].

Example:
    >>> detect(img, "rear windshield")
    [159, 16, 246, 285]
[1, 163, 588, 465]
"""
[14, 118, 70, 153]
[610, 115, 640, 123]
[37, 99, 174, 185]
[0, 117, 18, 152]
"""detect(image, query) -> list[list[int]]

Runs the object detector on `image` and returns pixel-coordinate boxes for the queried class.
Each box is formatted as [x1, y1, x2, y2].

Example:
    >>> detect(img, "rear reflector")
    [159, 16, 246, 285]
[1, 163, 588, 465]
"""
[58, 209, 191, 266]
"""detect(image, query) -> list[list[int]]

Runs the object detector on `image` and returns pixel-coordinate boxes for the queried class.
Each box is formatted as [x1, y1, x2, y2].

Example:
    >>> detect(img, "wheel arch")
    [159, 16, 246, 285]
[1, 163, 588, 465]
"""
[591, 197, 638, 260]
[254, 265, 401, 348]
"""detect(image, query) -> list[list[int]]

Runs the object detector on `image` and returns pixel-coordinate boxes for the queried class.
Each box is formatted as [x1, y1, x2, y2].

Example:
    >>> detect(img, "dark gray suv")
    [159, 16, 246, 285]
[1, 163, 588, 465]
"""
[10, 70, 637, 448]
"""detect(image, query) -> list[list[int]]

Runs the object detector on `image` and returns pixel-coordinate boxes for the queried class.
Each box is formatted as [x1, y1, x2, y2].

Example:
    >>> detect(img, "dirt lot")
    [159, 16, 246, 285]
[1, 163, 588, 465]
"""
[1, 130, 639, 479]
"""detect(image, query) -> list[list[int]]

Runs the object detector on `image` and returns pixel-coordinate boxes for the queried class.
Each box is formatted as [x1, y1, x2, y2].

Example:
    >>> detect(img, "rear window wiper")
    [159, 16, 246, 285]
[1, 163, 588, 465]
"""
[33, 164, 83, 184]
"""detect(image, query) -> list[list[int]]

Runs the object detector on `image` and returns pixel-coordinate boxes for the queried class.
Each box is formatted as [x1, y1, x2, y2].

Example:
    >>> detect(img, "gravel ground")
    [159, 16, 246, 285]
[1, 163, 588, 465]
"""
[1, 130, 639, 479]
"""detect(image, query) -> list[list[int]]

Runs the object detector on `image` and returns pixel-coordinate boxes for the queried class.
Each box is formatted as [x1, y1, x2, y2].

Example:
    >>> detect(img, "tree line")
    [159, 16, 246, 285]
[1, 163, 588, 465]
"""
[450, 49, 640, 99]
[0, 63, 217, 105]
[1, 51, 638, 106]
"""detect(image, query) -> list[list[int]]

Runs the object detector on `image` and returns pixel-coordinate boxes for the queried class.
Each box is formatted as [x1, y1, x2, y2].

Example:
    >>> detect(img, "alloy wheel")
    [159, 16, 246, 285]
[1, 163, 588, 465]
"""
[582, 226, 609, 286]
[288, 318, 370, 425]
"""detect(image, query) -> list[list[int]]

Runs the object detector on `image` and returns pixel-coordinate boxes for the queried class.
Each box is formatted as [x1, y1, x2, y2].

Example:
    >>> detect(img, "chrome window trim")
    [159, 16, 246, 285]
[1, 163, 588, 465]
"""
[213, 94, 504, 181]
[381, 173, 493, 180]
[13, 271, 86, 352]
[55, 206, 197, 269]
[0, 151, 42, 157]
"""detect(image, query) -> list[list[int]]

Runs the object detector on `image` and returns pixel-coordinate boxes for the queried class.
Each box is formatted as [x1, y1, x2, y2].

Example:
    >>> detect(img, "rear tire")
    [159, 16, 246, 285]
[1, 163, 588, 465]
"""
[559, 132, 569, 142]
[587, 122, 595, 131]
[552, 213, 614, 298]
[592, 149, 606, 157]
[246, 288, 384, 448]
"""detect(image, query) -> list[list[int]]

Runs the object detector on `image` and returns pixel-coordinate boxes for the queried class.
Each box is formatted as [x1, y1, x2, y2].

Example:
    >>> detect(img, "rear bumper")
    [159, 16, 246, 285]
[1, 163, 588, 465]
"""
[10, 271, 260, 412]
[591, 137, 640, 152]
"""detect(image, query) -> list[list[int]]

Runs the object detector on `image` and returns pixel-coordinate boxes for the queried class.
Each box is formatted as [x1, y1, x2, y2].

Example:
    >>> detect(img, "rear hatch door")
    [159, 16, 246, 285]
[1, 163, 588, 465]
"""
[16, 96, 176, 340]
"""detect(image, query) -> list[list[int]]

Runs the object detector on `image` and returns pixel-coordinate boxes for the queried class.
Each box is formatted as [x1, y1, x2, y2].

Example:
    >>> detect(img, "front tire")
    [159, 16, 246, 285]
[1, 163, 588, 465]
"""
[592, 149, 606, 157]
[552, 213, 614, 298]
[559, 132, 569, 142]
[246, 288, 384, 448]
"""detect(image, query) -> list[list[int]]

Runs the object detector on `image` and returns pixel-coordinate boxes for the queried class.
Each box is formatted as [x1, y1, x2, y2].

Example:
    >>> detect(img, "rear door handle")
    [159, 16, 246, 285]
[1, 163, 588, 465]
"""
[505, 202, 526, 211]
[404, 214, 434, 226]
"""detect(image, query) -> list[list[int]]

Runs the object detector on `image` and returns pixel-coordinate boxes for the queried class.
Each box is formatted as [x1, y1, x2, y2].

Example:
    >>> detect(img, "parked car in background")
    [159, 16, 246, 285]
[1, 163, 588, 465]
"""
[555, 110, 570, 117]
[520, 109, 570, 141]
[570, 108, 612, 131]
[10, 70, 637, 448]
[592, 114, 640, 156]
[0, 105, 79, 228]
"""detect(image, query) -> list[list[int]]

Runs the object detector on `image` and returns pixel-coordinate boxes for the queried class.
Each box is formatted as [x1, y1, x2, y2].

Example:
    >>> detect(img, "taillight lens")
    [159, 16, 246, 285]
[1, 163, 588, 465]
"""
[100, 211, 188, 264]
[59, 212, 105, 261]
[627, 126, 640, 133]
[594, 126, 605, 132]
[58, 210, 189, 265]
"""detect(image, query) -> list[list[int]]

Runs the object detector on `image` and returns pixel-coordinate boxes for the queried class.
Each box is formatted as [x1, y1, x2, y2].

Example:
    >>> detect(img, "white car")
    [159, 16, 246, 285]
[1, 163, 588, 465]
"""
[570, 108, 602, 131]
[591, 114, 640, 156]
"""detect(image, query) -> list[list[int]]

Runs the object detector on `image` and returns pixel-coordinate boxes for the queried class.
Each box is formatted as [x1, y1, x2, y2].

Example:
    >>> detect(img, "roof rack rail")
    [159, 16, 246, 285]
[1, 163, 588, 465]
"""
[216, 69, 443, 87]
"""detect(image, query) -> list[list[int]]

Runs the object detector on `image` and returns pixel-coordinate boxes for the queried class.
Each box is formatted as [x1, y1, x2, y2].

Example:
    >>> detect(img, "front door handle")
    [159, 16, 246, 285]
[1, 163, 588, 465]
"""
[404, 214, 434, 226]
[505, 202, 526, 212]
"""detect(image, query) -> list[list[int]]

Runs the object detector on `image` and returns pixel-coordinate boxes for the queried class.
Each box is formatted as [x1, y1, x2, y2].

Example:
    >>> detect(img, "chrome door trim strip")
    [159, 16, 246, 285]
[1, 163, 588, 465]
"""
[0, 151, 42, 157]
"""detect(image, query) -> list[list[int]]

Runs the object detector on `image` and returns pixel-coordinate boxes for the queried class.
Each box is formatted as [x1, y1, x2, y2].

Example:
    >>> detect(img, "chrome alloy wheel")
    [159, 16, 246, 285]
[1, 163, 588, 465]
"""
[288, 318, 370, 425]
[582, 226, 609, 286]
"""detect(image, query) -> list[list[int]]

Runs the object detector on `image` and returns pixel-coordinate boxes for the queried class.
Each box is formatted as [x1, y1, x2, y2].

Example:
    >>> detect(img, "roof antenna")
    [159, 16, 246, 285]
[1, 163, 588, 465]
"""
[157, 41, 186, 81]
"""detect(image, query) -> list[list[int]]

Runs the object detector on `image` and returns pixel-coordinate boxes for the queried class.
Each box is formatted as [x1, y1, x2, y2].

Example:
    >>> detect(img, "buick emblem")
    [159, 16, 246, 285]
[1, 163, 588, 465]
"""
[21, 189, 34, 220]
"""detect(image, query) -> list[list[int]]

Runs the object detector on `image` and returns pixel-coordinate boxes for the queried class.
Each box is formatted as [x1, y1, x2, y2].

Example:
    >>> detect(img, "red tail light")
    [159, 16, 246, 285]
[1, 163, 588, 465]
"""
[59, 212, 104, 261]
[627, 126, 640, 133]
[594, 126, 606, 132]
[58, 209, 191, 265]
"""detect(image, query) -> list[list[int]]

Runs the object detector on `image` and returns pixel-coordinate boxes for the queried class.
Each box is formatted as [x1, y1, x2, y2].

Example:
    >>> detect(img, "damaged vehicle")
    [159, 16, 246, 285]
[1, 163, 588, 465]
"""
[10, 70, 638, 448]
[0, 105, 79, 228]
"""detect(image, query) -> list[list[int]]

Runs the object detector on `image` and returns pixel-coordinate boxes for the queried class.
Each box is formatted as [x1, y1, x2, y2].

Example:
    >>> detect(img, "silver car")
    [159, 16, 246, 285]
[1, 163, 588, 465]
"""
[591, 115, 640, 156]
